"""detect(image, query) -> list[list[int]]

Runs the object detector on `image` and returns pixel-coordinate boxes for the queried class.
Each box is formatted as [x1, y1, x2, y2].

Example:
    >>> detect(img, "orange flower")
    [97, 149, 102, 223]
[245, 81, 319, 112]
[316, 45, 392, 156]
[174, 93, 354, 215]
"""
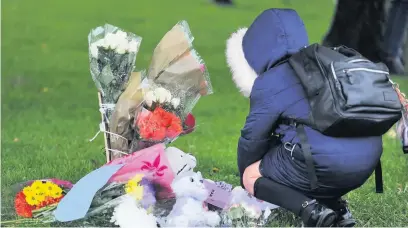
[167, 118, 183, 138]
[137, 107, 183, 141]
[35, 196, 63, 209]
[15, 192, 33, 218]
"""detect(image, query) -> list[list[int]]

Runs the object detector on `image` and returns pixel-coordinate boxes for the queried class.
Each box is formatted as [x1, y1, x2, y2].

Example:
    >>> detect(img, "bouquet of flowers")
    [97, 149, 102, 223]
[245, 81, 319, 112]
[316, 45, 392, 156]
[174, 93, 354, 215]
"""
[218, 186, 278, 227]
[393, 81, 408, 154]
[88, 24, 142, 109]
[88, 24, 143, 160]
[88, 21, 208, 160]
[129, 21, 213, 152]
[84, 173, 157, 220]
[109, 174, 158, 228]
[1, 179, 72, 226]
[37, 144, 174, 226]
[105, 143, 175, 199]
[221, 203, 273, 227]
[131, 88, 184, 150]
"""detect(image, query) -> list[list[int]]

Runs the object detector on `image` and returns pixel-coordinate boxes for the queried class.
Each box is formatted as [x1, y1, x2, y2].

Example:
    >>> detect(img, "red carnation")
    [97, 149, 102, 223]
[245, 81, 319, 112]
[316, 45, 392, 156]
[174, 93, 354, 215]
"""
[137, 107, 183, 141]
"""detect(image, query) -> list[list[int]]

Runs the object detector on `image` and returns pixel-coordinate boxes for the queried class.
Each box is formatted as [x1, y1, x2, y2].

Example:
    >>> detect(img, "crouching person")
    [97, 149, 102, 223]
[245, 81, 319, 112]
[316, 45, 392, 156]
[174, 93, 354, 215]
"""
[226, 9, 383, 227]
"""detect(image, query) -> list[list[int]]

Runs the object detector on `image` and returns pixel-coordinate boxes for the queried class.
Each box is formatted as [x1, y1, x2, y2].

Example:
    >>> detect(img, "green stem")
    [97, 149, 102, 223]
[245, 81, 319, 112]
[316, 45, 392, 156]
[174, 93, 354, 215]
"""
[32, 203, 58, 214]
[0, 218, 41, 224]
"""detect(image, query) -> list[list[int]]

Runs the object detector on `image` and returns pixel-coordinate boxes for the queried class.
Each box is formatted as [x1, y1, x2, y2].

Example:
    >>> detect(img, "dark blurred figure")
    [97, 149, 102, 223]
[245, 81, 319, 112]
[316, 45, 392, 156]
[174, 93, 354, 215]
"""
[322, 0, 408, 75]
[381, 0, 408, 75]
[214, 0, 233, 6]
[322, 0, 386, 62]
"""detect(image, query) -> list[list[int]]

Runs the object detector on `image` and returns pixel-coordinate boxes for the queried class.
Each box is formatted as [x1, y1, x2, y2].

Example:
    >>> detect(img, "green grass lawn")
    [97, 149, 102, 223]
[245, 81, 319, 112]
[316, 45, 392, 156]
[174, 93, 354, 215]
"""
[2, 0, 408, 226]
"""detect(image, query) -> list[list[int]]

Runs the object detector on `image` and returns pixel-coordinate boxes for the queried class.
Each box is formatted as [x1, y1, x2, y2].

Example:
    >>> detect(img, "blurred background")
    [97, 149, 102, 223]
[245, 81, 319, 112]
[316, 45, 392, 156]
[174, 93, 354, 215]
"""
[2, 0, 407, 226]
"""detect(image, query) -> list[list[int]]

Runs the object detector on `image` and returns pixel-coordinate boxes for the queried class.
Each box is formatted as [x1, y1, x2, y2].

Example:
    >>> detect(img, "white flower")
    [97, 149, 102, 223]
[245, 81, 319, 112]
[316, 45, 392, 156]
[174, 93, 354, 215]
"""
[110, 195, 157, 228]
[116, 40, 129, 54]
[103, 33, 118, 49]
[243, 204, 261, 219]
[114, 31, 130, 54]
[144, 90, 157, 107]
[171, 98, 180, 108]
[128, 40, 139, 53]
[154, 87, 172, 103]
[115, 30, 128, 40]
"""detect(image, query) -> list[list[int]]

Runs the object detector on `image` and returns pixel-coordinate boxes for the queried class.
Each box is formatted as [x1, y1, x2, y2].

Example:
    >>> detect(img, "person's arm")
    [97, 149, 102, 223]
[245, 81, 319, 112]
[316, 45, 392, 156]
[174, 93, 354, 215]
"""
[237, 87, 283, 181]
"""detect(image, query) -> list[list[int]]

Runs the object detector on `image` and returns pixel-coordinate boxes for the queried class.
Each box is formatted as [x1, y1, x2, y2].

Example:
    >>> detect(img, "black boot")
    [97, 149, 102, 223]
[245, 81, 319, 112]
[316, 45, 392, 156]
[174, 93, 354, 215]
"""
[301, 199, 338, 227]
[334, 199, 356, 227]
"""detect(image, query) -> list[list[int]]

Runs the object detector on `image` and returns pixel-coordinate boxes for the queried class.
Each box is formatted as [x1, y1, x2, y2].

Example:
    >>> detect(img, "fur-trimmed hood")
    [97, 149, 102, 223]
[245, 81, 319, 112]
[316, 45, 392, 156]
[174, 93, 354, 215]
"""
[225, 9, 309, 97]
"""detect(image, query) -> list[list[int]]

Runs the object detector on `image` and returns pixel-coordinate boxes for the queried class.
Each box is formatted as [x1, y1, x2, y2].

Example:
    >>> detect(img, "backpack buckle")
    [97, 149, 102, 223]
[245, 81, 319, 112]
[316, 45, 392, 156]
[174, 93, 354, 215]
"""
[302, 199, 317, 208]
[284, 142, 297, 159]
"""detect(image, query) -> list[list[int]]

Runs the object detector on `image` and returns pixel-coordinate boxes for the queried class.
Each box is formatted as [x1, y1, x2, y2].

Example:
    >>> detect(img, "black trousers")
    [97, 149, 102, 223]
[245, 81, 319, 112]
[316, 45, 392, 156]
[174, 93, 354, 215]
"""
[259, 143, 377, 199]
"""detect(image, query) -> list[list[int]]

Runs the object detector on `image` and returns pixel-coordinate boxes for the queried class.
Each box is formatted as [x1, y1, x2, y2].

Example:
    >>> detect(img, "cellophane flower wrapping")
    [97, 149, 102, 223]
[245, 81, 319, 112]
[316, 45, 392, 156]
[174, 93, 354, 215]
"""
[108, 71, 144, 159]
[218, 186, 278, 227]
[88, 24, 142, 120]
[396, 109, 408, 153]
[104, 144, 175, 200]
[394, 82, 408, 153]
[5, 179, 72, 225]
[147, 20, 213, 116]
[69, 174, 157, 227]
[128, 22, 212, 152]
[70, 145, 173, 225]
[129, 86, 184, 151]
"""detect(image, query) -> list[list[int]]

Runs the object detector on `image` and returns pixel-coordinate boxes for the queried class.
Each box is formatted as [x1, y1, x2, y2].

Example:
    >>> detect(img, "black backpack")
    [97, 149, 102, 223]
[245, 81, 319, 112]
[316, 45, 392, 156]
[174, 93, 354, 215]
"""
[278, 44, 402, 192]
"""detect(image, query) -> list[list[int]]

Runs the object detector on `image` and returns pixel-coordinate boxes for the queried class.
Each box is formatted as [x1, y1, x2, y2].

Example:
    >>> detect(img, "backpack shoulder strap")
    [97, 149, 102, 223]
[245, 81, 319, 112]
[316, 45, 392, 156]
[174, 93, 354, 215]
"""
[269, 54, 291, 69]
[295, 124, 318, 190]
[375, 161, 383, 193]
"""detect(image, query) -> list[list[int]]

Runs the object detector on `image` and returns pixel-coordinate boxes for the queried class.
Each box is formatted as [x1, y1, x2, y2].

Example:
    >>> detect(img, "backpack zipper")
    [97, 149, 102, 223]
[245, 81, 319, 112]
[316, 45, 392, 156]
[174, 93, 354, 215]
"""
[344, 68, 389, 75]
[330, 62, 338, 81]
[330, 62, 341, 89]
[347, 59, 370, 63]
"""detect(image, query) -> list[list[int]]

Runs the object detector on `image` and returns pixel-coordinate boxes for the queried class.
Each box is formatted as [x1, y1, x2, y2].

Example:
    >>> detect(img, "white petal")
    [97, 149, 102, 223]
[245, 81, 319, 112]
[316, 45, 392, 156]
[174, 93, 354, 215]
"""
[104, 33, 118, 49]
[116, 40, 129, 54]
[144, 91, 156, 107]
[171, 98, 180, 108]
[154, 88, 171, 103]
[116, 30, 128, 40]
[157, 93, 166, 103]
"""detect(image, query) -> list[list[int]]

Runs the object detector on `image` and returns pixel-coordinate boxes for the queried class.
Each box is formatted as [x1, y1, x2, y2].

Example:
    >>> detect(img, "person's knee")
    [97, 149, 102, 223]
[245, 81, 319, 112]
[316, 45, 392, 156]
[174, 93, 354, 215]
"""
[242, 161, 262, 195]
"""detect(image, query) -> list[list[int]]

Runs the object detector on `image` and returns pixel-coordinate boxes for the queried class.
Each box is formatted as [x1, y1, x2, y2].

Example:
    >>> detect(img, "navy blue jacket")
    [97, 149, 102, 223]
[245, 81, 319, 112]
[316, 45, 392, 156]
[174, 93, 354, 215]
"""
[226, 9, 383, 183]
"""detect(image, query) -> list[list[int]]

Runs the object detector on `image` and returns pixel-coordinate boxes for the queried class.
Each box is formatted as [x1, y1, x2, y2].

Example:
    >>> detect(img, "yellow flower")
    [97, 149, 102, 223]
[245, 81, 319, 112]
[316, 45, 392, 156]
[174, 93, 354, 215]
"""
[25, 193, 46, 206]
[49, 185, 63, 198]
[129, 185, 144, 201]
[23, 180, 64, 206]
[125, 174, 144, 194]
[125, 174, 145, 200]
[30, 181, 47, 195]
[42, 181, 63, 198]
[22, 186, 34, 197]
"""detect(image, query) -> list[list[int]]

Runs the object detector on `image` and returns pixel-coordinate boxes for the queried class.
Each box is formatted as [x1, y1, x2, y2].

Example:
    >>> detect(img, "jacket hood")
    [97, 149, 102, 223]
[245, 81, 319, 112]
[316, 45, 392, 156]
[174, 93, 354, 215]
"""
[226, 9, 309, 97]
